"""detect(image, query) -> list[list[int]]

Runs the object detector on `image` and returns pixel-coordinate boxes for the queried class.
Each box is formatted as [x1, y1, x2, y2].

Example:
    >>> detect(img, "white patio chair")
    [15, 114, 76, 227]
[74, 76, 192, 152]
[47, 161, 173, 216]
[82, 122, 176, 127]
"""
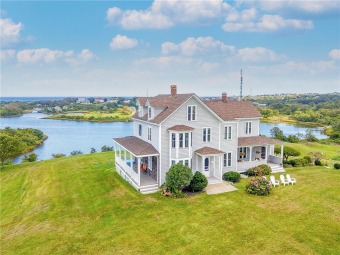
[270, 175, 280, 187]
[286, 174, 296, 185]
[280, 174, 289, 186]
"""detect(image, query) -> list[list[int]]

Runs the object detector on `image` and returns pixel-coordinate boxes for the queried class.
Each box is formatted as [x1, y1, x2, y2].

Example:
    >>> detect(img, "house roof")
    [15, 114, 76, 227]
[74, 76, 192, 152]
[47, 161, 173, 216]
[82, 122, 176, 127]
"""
[167, 125, 194, 131]
[133, 93, 194, 124]
[204, 100, 262, 121]
[113, 136, 159, 156]
[238, 136, 284, 147]
[195, 146, 225, 156]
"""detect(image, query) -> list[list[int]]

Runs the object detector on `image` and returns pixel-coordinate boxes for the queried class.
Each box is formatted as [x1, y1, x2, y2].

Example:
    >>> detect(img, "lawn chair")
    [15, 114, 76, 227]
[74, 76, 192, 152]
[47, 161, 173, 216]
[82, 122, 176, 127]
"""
[270, 175, 280, 187]
[286, 174, 296, 185]
[280, 174, 289, 186]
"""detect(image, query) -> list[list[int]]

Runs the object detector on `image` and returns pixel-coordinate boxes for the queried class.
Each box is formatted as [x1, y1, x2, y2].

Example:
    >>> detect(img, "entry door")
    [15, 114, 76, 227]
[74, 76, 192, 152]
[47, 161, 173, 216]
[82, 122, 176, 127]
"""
[261, 147, 266, 159]
[203, 157, 210, 177]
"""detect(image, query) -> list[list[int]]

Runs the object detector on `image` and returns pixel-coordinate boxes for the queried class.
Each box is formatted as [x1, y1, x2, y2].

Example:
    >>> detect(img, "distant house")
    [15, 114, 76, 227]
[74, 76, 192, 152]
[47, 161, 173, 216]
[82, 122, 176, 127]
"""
[95, 97, 104, 103]
[77, 97, 86, 103]
[113, 85, 284, 194]
[54, 106, 62, 112]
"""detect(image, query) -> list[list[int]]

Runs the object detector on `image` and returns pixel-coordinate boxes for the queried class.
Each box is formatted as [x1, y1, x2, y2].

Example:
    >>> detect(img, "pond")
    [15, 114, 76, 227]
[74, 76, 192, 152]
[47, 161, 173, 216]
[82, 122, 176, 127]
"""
[0, 113, 327, 162]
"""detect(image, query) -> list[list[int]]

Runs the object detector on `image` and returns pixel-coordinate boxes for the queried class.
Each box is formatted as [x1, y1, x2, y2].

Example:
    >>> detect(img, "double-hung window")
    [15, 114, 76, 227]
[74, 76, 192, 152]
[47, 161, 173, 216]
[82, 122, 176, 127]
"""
[171, 133, 176, 148]
[224, 152, 232, 167]
[138, 124, 142, 136]
[187, 105, 196, 121]
[148, 107, 152, 119]
[203, 128, 211, 142]
[224, 126, 232, 140]
[245, 121, 252, 134]
[185, 133, 189, 148]
[148, 127, 152, 141]
[179, 133, 184, 147]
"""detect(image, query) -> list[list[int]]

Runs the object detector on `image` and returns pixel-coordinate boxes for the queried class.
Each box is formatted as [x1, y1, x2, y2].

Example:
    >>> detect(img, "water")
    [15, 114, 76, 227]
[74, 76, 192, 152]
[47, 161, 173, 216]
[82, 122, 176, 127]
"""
[0, 113, 327, 163]
[0, 97, 68, 102]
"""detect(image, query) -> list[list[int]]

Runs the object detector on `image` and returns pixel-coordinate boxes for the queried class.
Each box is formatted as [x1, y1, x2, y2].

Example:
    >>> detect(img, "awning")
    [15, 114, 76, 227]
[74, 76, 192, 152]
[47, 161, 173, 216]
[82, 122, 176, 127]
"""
[167, 125, 194, 131]
[238, 136, 284, 147]
[113, 136, 159, 157]
[195, 146, 225, 156]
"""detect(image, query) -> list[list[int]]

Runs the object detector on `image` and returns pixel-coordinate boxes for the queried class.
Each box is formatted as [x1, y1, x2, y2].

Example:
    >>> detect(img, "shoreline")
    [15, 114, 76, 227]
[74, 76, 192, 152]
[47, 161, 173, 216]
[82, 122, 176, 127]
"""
[41, 116, 132, 123]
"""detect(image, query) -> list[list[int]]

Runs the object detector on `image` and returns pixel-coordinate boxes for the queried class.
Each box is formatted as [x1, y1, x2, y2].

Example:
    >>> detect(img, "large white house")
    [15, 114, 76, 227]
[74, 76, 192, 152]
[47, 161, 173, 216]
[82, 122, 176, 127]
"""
[113, 85, 284, 194]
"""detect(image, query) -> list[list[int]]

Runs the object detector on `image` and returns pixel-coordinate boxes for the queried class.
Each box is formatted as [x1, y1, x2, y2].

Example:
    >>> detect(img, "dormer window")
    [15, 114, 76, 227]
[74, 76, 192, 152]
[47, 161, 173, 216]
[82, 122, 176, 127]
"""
[148, 106, 153, 119]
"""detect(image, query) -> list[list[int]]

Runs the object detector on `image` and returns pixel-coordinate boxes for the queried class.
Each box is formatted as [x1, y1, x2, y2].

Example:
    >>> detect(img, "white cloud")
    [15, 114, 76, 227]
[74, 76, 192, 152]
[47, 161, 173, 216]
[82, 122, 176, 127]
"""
[109, 34, 138, 50]
[65, 49, 96, 66]
[329, 49, 340, 60]
[236, 47, 286, 63]
[161, 36, 235, 56]
[107, 0, 230, 29]
[16, 48, 72, 63]
[0, 49, 16, 61]
[222, 14, 313, 32]
[0, 18, 23, 47]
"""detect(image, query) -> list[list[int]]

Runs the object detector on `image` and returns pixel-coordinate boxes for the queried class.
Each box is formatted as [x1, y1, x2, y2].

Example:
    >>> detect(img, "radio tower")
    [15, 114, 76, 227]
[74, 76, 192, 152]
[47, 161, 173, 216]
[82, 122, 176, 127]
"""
[240, 69, 243, 101]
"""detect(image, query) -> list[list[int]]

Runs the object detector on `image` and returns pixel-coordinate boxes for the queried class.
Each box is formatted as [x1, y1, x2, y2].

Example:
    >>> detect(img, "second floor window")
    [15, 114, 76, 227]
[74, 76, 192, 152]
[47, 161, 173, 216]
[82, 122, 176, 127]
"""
[224, 126, 232, 140]
[203, 128, 211, 142]
[171, 133, 176, 148]
[138, 124, 142, 136]
[148, 127, 152, 141]
[187, 105, 196, 121]
[179, 133, 183, 147]
[148, 107, 152, 119]
[245, 121, 252, 134]
[185, 133, 189, 148]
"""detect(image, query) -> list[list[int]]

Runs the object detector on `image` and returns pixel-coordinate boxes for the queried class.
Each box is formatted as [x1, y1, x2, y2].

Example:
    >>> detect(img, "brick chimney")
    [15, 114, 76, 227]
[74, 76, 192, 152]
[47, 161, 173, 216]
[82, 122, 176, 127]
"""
[222, 92, 227, 103]
[171, 85, 177, 96]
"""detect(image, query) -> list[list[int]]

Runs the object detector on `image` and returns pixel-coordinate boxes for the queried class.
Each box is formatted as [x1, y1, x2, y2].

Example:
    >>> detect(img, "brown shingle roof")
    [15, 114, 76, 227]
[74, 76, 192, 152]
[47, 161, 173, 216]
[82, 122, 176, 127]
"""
[238, 136, 284, 147]
[167, 125, 194, 131]
[134, 93, 194, 124]
[195, 146, 225, 155]
[137, 97, 147, 106]
[204, 100, 262, 120]
[113, 136, 159, 156]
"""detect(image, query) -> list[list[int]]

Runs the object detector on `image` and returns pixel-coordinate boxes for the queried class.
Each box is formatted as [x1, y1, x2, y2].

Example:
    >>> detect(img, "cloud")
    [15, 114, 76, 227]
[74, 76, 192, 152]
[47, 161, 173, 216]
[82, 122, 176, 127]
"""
[222, 14, 313, 32]
[65, 49, 96, 66]
[0, 18, 23, 47]
[107, 0, 230, 29]
[110, 34, 138, 50]
[161, 36, 235, 56]
[236, 47, 286, 62]
[0, 49, 16, 61]
[329, 49, 340, 60]
[16, 48, 72, 63]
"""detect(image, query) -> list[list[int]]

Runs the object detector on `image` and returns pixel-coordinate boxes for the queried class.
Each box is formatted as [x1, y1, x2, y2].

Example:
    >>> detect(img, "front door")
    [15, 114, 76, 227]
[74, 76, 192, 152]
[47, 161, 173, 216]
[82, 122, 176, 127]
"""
[261, 146, 266, 159]
[203, 157, 210, 177]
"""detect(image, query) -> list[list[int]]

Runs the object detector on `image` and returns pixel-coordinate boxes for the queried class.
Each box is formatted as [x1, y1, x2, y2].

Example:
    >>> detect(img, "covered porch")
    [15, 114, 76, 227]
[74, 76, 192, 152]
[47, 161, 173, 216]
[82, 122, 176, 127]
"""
[113, 136, 159, 191]
[237, 136, 284, 172]
[195, 146, 224, 182]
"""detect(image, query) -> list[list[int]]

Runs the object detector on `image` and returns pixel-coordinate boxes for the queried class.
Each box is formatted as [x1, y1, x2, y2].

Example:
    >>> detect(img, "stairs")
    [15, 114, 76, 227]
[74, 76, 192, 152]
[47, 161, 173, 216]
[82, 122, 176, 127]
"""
[270, 164, 285, 173]
[207, 177, 223, 185]
[139, 184, 159, 194]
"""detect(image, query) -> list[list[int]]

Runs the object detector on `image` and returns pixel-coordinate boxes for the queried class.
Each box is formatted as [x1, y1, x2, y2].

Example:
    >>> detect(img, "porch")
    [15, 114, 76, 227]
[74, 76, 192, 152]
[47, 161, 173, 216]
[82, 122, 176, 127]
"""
[113, 136, 159, 192]
[195, 146, 224, 181]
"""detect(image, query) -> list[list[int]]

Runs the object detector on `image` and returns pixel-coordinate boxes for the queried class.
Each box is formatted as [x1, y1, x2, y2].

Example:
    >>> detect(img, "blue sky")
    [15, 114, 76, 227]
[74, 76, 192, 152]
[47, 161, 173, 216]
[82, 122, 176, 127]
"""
[1, 0, 339, 97]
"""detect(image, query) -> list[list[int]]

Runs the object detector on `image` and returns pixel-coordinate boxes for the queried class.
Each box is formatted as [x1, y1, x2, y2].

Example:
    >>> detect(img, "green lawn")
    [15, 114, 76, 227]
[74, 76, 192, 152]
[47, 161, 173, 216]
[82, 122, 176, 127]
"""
[287, 142, 340, 161]
[1, 152, 339, 255]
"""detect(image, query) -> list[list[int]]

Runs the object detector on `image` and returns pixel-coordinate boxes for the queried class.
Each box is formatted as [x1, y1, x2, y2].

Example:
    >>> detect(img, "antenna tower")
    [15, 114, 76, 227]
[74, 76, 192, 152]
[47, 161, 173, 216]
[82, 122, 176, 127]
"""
[240, 69, 243, 101]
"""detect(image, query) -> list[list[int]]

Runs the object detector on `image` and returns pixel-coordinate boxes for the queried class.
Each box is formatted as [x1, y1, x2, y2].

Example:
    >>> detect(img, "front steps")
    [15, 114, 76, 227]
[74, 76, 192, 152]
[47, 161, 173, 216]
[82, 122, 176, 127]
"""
[139, 184, 159, 194]
[207, 177, 223, 185]
[270, 164, 286, 173]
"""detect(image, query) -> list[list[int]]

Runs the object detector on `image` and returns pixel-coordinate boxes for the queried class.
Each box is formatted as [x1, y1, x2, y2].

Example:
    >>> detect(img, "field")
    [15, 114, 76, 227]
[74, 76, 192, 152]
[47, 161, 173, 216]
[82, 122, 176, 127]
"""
[287, 142, 340, 161]
[44, 111, 132, 122]
[1, 152, 339, 254]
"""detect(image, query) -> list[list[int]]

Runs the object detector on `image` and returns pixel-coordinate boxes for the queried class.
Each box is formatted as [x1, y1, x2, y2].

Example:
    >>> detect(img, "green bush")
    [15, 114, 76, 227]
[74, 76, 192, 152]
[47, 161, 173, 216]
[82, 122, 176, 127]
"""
[165, 163, 193, 196]
[303, 155, 312, 164]
[289, 158, 310, 167]
[258, 164, 272, 175]
[189, 171, 208, 192]
[315, 159, 322, 166]
[246, 164, 271, 176]
[246, 177, 272, 196]
[22, 153, 37, 163]
[223, 171, 241, 183]
[334, 163, 340, 170]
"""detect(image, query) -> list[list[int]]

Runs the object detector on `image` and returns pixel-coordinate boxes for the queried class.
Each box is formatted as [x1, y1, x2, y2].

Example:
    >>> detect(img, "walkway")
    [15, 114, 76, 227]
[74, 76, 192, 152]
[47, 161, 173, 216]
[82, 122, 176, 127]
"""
[205, 181, 238, 195]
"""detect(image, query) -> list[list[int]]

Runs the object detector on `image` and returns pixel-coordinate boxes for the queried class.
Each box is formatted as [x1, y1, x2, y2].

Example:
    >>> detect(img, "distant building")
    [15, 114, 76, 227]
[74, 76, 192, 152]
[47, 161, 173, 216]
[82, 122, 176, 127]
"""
[54, 106, 62, 112]
[77, 97, 86, 103]
[95, 97, 104, 103]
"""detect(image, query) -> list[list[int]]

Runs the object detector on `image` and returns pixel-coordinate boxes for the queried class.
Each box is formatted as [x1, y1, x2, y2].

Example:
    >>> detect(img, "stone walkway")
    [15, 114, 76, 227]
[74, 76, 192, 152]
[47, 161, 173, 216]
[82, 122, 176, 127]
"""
[205, 182, 238, 195]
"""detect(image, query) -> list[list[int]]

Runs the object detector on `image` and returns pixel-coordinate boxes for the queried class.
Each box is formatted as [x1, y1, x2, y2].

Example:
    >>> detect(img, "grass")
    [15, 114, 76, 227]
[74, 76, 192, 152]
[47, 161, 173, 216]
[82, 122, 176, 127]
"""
[1, 152, 340, 255]
[287, 142, 340, 161]
[44, 111, 132, 122]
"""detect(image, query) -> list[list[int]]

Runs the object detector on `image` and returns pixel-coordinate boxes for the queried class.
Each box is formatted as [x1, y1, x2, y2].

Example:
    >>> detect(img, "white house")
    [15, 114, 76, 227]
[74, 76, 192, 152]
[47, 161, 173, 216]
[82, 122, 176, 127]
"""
[113, 85, 284, 194]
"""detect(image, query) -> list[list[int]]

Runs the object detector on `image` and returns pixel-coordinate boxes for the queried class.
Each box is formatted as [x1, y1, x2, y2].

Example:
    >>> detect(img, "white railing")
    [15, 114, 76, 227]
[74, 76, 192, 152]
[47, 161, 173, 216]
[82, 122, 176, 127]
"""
[269, 155, 282, 164]
[116, 157, 139, 185]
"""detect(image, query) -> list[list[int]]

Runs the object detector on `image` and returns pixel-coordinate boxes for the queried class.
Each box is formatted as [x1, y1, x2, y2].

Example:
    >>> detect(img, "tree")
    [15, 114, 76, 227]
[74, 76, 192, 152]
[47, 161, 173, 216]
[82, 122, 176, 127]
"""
[70, 150, 83, 156]
[0, 134, 24, 166]
[274, 145, 300, 161]
[270, 127, 285, 140]
[165, 163, 193, 195]
[189, 171, 208, 192]
[305, 129, 318, 142]
[88, 97, 95, 103]
[22, 153, 38, 163]
[90, 147, 96, 153]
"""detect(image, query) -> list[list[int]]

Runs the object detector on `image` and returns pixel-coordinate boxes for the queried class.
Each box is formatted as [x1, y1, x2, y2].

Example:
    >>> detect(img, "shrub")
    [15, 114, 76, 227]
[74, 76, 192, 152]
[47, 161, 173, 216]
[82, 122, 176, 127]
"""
[189, 171, 208, 192]
[246, 177, 272, 196]
[90, 147, 96, 153]
[22, 153, 37, 163]
[303, 155, 312, 164]
[274, 146, 300, 161]
[165, 163, 193, 196]
[258, 164, 272, 175]
[101, 145, 113, 152]
[223, 171, 241, 183]
[334, 163, 340, 170]
[315, 159, 322, 166]
[70, 150, 83, 156]
[246, 166, 262, 176]
[52, 153, 66, 158]
[289, 158, 310, 167]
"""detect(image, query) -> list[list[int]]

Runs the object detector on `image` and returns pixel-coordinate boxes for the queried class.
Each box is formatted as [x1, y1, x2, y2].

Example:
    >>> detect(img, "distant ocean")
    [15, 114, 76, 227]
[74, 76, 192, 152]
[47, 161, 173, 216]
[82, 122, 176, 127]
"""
[0, 97, 69, 102]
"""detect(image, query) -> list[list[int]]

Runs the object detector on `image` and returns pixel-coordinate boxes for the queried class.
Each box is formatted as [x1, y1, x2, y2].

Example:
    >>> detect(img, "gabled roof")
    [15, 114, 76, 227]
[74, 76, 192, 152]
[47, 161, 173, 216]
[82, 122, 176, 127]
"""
[204, 100, 262, 121]
[167, 125, 194, 131]
[133, 93, 194, 124]
[113, 136, 159, 156]
[195, 146, 225, 156]
[238, 136, 284, 147]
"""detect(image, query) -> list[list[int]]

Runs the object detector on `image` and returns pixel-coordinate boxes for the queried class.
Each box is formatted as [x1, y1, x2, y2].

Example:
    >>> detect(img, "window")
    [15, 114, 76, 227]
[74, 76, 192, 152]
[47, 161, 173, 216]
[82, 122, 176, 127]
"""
[138, 124, 142, 137]
[178, 160, 184, 165]
[224, 126, 232, 140]
[171, 160, 176, 166]
[224, 152, 232, 167]
[203, 128, 211, 142]
[185, 133, 189, 148]
[179, 133, 183, 147]
[245, 121, 252, 134]
[239, 147, 247, 159]
[204, 158, 209, 170]
[171, 133, 176, 148]
[148, 107, 152, 119]
[185, 160, 189, 167]
[187, 105, 196, 121]
[148, 127, 152, 141]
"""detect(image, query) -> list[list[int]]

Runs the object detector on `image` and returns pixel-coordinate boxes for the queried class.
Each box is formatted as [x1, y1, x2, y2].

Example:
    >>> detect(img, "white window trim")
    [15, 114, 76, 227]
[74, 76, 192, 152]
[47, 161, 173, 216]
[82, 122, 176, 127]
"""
[224, 152, 232, 167]
[170, 158, 192, 168]
[171, 133, 176, 148]
[239, 147, 247, 159]
[224, 125, 232, 140]
[147, 126, 152, 141]
[138, 124, 142, 137]
[187, 105, 197, 121]
[202, 127, 211, 143]
[148, 106, 153, 120]
[245, 121, 252, 134]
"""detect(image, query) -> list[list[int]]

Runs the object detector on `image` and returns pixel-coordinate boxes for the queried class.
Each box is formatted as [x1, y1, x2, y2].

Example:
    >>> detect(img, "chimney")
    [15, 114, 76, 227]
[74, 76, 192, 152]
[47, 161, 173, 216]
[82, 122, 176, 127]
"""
[222, 92, 227, 103]
[171, 85, 177, 96]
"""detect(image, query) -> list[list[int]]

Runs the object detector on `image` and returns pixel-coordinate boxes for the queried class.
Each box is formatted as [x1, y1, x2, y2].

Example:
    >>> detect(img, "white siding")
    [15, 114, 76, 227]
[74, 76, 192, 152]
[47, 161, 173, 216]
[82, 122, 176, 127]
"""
[220, 122, 238, 174]
[237, 119, 260, 137]
[133, 120, 160, 151]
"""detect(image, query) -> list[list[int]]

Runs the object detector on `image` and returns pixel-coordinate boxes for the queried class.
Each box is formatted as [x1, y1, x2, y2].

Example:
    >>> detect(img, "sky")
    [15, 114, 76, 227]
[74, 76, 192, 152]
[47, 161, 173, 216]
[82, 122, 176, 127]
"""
[0, 0, 339, 97]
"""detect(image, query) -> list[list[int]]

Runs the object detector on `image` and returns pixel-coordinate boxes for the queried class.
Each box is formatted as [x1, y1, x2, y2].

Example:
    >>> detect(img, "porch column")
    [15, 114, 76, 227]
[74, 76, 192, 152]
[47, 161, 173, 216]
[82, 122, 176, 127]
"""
[280, 144, 284, 163]
[249, 147, 253, 162]
[220, 155, 223, 180]
[264, 146, 267, 161]
[137, 157, 141, 186]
